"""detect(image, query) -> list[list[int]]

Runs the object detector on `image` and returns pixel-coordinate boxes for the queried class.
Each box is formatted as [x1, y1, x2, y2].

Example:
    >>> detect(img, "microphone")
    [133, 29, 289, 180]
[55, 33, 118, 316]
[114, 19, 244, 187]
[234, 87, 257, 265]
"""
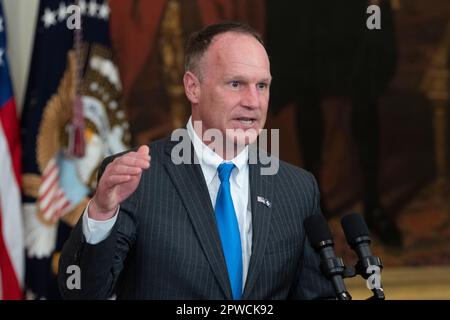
[341, 213, 385, 300]
[304, 214, 352, 300]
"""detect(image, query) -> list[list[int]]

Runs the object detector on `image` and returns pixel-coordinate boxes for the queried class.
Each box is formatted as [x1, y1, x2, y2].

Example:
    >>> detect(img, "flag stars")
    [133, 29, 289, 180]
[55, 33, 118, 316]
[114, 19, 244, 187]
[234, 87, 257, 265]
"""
[41, 1, 109, 29]
[98, 3, 110, 20]
[88, 0, 99, 17]
[57, 3, 67, 21]
[79, 0, 87, 15]
[42, 8, 57, 29]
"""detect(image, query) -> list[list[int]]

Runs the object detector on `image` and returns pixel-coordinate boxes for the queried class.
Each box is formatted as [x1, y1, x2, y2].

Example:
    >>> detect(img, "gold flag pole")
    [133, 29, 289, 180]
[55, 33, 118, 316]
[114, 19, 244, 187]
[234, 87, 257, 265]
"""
[159, 0, 188, 130]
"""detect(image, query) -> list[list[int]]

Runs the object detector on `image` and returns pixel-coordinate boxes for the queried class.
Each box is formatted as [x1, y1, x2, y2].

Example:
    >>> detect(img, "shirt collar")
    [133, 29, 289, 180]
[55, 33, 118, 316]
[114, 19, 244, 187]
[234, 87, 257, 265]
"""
[186, 116, 248, 187]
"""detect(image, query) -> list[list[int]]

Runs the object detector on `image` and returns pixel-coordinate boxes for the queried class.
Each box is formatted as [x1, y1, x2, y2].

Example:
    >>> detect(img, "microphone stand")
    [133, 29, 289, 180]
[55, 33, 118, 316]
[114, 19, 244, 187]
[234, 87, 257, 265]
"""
[342, 236, 385, 300]
[340, 213, 386, 300]
[341, 263, 385, 300]
[318, 240, 352, 300]
[353, 238, 385, 300]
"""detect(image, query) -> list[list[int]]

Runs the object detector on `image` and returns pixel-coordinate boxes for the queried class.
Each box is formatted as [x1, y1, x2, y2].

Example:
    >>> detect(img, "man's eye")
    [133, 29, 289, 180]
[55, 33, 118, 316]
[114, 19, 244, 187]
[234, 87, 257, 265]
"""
[230, 81, 240, 88]
[257, 83, 268, 90]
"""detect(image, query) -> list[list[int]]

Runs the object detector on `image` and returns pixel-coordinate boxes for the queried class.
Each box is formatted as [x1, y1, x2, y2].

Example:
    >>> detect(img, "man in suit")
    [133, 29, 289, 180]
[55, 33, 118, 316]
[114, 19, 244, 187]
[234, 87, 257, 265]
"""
[57, 22, 334, 299]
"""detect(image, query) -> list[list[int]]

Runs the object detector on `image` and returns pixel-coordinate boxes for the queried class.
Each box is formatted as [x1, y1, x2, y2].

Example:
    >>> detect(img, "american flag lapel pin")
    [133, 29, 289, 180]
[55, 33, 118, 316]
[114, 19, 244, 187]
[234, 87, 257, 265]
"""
[257, 196, 272, 208]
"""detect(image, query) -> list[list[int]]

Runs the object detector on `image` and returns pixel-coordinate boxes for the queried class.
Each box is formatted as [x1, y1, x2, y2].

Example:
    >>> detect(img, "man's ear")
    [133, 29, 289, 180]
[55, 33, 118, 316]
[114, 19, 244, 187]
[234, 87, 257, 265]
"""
[183, 71, 200, 104]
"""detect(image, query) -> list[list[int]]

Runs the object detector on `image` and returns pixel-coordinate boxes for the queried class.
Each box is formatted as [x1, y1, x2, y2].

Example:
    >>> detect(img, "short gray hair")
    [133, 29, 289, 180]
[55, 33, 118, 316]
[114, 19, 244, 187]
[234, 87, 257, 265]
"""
[184, 21, 264, 79]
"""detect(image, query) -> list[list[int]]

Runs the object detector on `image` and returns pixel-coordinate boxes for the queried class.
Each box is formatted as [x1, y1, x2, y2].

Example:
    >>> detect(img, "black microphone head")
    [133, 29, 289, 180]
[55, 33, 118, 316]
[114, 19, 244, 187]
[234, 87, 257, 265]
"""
[304, 214, 333, 249]
[341, 213, 370, 245]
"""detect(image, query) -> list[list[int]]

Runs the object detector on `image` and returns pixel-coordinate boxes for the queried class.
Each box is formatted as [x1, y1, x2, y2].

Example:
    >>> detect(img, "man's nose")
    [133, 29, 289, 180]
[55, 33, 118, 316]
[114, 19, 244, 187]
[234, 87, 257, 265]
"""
[241, 86, 259, 109]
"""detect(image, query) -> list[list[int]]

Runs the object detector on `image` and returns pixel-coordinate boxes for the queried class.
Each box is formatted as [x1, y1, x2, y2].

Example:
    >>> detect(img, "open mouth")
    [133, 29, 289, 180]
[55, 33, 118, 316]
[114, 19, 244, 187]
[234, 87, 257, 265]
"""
[235, 117, 255, 125]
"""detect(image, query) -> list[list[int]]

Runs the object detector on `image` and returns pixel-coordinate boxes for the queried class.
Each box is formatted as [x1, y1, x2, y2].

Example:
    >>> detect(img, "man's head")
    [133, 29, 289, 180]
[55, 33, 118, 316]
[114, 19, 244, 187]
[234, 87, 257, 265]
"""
[183, 22, 271, 154]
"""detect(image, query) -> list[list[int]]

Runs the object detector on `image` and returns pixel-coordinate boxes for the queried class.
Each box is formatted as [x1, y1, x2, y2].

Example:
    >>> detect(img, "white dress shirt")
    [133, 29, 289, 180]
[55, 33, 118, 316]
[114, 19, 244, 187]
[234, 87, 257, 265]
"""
[82, 117, 253, 289]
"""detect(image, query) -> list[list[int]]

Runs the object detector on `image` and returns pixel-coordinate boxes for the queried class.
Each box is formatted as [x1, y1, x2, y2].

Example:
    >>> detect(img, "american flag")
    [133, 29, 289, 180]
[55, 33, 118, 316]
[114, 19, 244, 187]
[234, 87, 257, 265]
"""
[21, 0, 128, 299]
[38, 158, 71, 223]
[0, 1, 24, 300]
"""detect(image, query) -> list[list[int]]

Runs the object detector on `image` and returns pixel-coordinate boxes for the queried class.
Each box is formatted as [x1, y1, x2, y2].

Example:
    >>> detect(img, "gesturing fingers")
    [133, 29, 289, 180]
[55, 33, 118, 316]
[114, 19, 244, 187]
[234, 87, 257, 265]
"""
[99, 146, 151, 191]
[111, 163, 143, 176]
[94, 146, 151, 213]
[137, 145, 150, 155]
[117, 149, 150, 169]
[118, 155, 150, 169]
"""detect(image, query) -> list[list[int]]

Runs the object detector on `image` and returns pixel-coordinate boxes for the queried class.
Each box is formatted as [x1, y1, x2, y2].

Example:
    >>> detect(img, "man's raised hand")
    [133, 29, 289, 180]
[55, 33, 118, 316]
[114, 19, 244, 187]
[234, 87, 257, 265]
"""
[89, 145, 151, 220]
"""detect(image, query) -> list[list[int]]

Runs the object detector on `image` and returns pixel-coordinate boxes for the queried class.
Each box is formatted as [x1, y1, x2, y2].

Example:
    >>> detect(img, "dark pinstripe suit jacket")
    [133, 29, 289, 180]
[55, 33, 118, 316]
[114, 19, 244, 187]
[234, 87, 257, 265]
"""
[58, 136, 334, 299]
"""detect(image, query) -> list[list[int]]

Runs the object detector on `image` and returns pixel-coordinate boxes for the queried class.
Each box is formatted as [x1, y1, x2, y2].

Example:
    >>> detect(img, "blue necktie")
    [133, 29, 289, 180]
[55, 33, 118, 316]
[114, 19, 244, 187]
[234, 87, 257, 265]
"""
[215, 162, 242, 300]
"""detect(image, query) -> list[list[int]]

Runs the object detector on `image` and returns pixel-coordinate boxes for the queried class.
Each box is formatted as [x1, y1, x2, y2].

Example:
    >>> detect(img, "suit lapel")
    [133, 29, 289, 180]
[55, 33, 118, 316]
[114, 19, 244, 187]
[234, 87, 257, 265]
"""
[163, 139, 232, 299]
[242, 149, 273, 299]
